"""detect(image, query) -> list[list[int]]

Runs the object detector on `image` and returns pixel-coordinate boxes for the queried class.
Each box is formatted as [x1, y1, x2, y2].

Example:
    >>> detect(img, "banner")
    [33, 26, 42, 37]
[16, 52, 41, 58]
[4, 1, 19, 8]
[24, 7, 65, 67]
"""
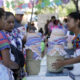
[22, 3, 28, 8]
[34, 0, 39, 4]
[49, 2, 55, 7]
[62, 0, 70, 4]
[41, 2, 45, 8]
[0, 0, 3, 8]
[54, 0, 62, 6]
[38, 0, 42, 4]
[28, 2, 32, 8]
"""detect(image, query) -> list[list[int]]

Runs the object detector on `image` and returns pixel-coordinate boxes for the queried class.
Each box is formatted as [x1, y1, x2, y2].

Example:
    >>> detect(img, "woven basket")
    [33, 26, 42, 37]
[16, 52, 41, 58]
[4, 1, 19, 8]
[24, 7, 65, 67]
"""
[47, 51, 64, 73]
[26, 49, 41, 75]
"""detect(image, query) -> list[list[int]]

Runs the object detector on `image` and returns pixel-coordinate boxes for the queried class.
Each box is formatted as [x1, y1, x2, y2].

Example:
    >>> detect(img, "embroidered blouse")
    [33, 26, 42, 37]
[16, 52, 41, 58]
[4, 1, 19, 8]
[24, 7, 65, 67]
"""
[6, 29, 24, 51]
[72, 34, 80, 49]
[0, 31, 10, 60]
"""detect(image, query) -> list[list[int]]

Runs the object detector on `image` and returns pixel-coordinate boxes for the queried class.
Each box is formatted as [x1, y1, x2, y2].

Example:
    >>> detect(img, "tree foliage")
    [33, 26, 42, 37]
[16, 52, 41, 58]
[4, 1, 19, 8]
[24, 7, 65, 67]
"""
[72, 0, 79, 12]
[35, 0, 76, 17]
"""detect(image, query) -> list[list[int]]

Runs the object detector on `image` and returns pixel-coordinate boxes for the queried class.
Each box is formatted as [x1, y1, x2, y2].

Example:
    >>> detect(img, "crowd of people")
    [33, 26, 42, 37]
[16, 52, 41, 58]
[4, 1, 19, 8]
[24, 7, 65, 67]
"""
[0, 7, 80, 80]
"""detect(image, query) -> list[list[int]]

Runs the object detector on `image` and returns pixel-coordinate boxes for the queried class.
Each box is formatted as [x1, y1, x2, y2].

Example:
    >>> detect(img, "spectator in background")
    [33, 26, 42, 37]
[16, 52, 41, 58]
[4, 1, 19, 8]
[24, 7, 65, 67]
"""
[57, 19, 63, 28]
[14, 9, 24, 28]
[48, 16, 56, 33]
[63, 18, 68, 29]
[39, 28, 44, 36]
[53, 20, 59, 28]
[44, 20, 50, 37]
[28, 21, 37, 32]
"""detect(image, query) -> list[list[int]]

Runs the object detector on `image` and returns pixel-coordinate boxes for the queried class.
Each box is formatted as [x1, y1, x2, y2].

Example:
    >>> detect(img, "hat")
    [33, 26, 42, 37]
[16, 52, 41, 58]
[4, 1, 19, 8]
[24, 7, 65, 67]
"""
[15, 9, 24, 14]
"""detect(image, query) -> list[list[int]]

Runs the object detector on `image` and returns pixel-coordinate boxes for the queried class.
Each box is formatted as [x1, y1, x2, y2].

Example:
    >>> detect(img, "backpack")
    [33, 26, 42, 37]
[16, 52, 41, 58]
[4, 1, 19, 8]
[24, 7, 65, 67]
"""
[10, 44, 25, 68]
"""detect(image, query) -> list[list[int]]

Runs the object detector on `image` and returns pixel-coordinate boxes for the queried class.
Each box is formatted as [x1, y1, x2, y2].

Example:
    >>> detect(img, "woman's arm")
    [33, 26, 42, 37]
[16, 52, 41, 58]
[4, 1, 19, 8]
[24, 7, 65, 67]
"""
[52, 56, 80, 69]
[22, 35, 26, 43]
[64, 56, 80, 65]
[1, 48, 19, 69]
[22, 35, 26, 47]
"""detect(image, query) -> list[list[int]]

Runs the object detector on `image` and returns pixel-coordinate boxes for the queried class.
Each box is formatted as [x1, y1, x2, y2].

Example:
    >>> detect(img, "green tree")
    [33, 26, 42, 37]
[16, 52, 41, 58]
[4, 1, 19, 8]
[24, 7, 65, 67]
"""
[11, 1, 15, 9]
[6, 1, 10, 8]
[35, 0, 50, 10]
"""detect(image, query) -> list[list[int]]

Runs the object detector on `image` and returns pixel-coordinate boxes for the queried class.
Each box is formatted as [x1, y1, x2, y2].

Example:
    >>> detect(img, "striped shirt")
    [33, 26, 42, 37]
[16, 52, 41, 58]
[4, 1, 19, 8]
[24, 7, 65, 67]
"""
[0, 31, 10, 60]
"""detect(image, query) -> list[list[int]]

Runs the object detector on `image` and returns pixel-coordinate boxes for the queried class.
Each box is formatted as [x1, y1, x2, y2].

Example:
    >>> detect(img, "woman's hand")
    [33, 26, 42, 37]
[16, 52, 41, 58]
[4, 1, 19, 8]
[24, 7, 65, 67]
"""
[52, 59, 65, 69]
[1, 48, 19, 69]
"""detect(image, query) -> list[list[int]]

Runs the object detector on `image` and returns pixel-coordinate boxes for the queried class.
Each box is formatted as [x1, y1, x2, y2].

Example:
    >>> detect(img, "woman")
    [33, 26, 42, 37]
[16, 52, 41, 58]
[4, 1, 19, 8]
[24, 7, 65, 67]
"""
[52, 12, 80, 70]
[4, 12, 26, 51]
[4, 12, 26, 80]
[44, 20, 50, 37]
[0, 8, 19, 80]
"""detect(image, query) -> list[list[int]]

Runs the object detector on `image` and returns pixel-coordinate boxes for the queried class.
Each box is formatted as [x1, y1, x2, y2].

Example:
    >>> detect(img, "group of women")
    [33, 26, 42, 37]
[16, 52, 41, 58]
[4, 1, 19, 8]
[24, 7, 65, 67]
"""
[0, 7, 80, 80]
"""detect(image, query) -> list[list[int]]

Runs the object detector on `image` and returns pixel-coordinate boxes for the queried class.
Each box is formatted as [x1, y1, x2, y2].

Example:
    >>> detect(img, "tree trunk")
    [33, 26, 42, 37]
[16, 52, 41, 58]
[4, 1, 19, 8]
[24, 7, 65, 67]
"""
[30, 0, 34, 22]
[72, 0, 79, 12]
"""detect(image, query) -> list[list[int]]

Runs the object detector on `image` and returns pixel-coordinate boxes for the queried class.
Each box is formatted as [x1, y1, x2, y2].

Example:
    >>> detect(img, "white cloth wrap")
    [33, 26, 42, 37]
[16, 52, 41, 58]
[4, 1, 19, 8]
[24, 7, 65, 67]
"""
[48, 36, 67, 56]
[25, 32, 42, 60]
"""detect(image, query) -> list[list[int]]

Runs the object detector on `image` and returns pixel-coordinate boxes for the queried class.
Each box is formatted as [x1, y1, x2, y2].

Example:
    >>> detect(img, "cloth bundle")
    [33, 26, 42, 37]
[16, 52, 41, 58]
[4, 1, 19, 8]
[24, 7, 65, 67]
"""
[47, 28, 68, 72]
[25, 32, 42, 60]
[48, 28, 67, 56]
